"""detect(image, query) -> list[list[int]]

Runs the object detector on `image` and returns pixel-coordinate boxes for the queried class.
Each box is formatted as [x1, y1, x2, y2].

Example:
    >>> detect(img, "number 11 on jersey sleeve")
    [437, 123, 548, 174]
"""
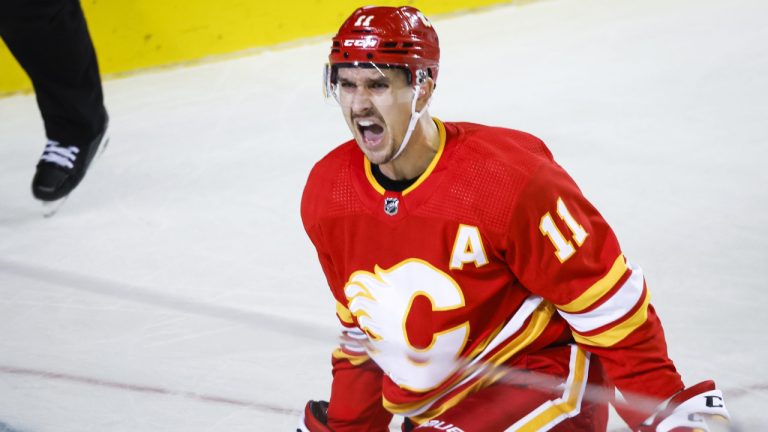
[539, 197, 589, 263]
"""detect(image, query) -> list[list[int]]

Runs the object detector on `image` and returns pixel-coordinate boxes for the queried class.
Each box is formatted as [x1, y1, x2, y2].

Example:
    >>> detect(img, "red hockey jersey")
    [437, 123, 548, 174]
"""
[301, 119, 683, 430]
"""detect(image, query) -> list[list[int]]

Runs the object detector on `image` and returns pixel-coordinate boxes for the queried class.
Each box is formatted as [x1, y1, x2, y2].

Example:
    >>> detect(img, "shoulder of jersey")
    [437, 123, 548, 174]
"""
[448, 121, 554, 172]
[306, 139, 359, 185]
[301, 139, 359, 223]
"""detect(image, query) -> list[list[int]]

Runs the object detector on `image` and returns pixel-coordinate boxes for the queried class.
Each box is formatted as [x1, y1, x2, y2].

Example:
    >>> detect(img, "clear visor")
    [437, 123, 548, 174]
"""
[323, 62, 428, 103]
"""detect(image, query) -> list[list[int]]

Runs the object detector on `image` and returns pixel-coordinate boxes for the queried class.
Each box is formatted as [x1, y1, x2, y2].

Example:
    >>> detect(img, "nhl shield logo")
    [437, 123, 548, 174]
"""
[384, 197, 399, 216]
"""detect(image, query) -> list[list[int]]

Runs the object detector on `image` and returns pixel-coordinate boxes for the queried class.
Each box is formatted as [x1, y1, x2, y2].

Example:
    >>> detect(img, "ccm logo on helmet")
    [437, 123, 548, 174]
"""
[343, 39, 378, 48]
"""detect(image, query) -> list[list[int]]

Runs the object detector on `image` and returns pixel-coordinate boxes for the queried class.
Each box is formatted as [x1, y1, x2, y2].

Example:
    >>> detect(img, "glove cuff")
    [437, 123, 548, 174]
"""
[297, 400, 332, 432]
[640, 381, 730, 432]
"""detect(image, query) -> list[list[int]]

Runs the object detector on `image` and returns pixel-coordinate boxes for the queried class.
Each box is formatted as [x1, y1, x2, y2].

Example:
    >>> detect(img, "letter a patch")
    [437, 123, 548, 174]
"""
[449, 225, 488, 270]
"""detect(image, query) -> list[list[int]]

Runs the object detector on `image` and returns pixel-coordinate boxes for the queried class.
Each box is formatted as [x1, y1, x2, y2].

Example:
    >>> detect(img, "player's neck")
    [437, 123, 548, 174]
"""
[379, 116, 439, 181]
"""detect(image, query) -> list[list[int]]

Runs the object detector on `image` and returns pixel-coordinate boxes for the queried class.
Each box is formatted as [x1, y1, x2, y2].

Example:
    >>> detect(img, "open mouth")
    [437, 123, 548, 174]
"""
[356, 119, 385, 148]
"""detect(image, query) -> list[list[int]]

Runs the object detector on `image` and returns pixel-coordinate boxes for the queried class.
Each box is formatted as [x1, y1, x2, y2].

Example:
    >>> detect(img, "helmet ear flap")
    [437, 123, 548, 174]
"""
[415, 69, 429, 85]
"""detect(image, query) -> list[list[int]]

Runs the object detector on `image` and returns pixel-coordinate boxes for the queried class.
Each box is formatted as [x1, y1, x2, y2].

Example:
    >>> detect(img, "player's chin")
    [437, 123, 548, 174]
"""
[356, 137, 392, 164]
[360, 147, 392, 165]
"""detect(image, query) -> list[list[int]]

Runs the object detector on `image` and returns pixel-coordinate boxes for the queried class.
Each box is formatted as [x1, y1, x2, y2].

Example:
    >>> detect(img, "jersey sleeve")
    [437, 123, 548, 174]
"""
[504, 160, 684, 428]
[327, 303, 393, 431]
[301, 175, 392, 431]
[309, 250, 393, 430]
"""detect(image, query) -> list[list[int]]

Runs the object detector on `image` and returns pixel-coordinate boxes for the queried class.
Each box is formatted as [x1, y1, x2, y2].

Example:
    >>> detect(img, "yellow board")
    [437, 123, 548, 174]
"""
[0, 0, 515, 96]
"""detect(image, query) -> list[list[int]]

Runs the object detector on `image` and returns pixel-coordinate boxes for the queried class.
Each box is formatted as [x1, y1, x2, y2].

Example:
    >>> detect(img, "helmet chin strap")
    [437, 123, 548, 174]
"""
[390, 83, 432, 161]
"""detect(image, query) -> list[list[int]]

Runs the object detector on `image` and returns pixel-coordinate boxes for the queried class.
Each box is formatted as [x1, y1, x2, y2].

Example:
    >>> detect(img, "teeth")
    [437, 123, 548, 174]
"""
[358, 120, 374, 127]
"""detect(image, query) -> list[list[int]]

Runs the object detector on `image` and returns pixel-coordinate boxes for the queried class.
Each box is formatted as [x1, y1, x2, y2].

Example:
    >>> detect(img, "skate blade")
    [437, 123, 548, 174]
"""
[41, 196, 69, 218]
[95, 132, 110, 159]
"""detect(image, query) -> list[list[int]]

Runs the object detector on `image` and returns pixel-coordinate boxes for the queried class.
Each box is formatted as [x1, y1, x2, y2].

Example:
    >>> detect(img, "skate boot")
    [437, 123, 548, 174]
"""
[31, 117, 109, 203]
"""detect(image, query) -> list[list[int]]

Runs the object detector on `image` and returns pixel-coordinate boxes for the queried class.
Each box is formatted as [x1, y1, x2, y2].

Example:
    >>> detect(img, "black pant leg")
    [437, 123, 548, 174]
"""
[0, 0, 106, 145]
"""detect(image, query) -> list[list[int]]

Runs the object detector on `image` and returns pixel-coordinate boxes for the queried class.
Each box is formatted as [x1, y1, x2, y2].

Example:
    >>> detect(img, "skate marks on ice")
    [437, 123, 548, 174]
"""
[0, 366, 299, 417]
[0, 258, 335, 342]
[0, 258, 330, 430]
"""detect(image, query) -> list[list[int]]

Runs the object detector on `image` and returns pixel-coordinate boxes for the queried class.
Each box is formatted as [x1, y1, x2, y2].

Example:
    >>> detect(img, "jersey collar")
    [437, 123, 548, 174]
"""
[364, 118, 447, 196]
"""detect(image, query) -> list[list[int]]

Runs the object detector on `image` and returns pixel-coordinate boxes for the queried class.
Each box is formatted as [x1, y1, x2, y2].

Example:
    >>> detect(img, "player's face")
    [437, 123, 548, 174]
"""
[336, 67, 415, 165]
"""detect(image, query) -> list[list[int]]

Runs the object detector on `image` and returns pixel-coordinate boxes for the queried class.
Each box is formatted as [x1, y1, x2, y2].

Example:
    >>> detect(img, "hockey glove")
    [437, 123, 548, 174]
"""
[297, 400, 332, 432]
[638, 380, 730, 432]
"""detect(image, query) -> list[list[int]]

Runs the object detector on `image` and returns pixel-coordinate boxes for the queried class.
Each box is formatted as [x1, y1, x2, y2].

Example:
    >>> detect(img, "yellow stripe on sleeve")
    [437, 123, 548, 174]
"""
[336, 301, 355, 324]
[557, 254, 628, 313]
[332, 348, 369, 366]
[571, 290, 651, 347]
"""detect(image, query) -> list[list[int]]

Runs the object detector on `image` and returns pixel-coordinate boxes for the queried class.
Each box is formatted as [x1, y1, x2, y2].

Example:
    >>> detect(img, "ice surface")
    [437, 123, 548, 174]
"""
[1, 0, 766, 430]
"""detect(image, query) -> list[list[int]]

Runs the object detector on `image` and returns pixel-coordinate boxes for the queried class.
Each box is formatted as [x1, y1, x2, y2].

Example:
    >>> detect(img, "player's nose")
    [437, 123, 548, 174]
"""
[350, 88, 373, 112]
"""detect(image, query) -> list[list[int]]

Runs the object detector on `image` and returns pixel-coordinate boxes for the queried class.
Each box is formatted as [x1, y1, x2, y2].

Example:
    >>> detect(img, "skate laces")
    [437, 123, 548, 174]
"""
[40, 139, 80, 169]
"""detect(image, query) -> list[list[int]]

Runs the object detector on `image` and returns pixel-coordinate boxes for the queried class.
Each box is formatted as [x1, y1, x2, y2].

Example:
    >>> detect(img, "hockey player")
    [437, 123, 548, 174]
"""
[300, 6, 730, 431]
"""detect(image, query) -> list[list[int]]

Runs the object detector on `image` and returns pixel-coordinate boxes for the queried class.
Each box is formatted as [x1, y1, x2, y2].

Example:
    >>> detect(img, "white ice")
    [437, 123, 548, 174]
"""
[1, 0, 766, 430]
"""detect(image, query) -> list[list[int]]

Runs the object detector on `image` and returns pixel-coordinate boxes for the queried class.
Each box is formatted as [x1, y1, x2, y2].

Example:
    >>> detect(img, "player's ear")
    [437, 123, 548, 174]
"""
[415, 77, 435, 110]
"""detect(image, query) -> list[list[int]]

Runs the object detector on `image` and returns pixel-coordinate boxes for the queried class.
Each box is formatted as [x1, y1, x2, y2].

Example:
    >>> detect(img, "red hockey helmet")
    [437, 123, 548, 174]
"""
[327, 6, 440, 88]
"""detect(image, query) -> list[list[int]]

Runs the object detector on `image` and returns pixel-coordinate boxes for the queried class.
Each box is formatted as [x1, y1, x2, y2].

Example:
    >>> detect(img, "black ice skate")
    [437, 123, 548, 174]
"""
[31, 118, 109, 208]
